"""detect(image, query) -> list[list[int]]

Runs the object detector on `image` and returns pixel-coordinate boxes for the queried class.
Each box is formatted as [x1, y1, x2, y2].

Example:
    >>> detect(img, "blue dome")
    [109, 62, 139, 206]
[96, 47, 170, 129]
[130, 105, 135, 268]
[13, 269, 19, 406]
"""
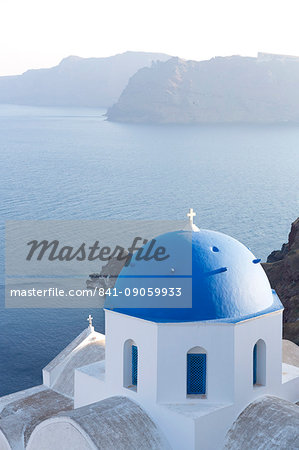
[104, 229, 283, 323]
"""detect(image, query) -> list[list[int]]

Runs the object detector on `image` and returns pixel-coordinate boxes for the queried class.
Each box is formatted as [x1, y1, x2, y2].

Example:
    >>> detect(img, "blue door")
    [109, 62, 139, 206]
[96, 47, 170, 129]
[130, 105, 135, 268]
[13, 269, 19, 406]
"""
[187, 353, 206, 395]
[132, 345, 138, 386]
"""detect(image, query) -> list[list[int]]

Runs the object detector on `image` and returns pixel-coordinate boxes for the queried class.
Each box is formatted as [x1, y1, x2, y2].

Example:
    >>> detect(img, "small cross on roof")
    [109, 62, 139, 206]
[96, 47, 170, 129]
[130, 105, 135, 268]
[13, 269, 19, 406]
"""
[87, 314, 93, 327]
[187, 208, 196, 226]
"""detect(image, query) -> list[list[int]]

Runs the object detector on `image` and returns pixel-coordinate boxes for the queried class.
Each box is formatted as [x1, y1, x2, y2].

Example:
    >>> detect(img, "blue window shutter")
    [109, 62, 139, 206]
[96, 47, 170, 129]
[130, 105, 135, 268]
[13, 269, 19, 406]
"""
[132, 345, 138, 386]
[187, 353, 206, 395]
[253, 344, 257, 385]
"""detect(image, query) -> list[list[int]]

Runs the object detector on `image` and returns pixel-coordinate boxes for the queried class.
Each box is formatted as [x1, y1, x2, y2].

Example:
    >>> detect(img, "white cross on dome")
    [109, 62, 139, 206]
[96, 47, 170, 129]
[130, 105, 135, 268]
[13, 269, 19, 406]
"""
[187, 208, 196, 225]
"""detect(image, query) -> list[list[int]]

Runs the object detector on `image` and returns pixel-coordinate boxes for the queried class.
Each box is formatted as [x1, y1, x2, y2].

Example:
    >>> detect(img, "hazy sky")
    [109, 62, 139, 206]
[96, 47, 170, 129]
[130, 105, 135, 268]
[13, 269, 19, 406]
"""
[1, 0, 299, 76]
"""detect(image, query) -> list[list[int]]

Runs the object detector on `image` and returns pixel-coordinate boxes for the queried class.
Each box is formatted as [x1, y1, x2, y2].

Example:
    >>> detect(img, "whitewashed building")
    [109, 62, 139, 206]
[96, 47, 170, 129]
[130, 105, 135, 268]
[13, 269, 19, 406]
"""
[1, 211, 299, 449]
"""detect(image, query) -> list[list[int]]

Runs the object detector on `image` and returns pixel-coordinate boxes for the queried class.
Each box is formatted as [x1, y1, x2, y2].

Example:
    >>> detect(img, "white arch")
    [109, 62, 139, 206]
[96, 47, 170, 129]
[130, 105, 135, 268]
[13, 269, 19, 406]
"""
[253, 339, 266, 386]
[123, 339, 138, 390]
[187, 346, 207, 355]
[27, 416, 97, 450]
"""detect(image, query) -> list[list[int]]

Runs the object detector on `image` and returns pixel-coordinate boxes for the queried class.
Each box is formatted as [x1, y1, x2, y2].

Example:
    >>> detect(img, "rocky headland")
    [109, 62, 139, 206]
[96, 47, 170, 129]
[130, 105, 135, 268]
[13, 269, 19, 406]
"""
[262, 218, 299, 344]
[0, 51, 170, 107]
[107, 53, 299, 124]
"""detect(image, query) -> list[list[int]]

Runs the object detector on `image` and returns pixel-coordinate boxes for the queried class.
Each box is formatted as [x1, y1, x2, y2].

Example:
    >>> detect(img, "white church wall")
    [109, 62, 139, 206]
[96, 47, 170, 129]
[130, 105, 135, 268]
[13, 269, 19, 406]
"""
[156, 321, 235, 403]
[104, 310, 159, 401]
[104, 311, 237, 404]
[281, 363, 299, 402]
[74, 308, 299, 450]
[194, 404, 235, 450]
[75, 310, 161, 408]
[148, 404, 195, 450]
[78, 311, 286, 407]
[75, 367, 106, 409]
[233, 311, 283, 404]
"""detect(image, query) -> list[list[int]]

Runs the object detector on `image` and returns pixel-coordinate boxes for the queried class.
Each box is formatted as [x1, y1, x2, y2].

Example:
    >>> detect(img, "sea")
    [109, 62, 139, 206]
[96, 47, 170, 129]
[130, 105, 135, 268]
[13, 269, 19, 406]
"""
[0, 104, 298, 396]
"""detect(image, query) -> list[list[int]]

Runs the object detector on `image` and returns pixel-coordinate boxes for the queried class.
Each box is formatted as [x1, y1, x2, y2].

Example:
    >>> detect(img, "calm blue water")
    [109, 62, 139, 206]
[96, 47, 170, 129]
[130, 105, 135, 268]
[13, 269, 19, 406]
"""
[0, 105, 298, 396]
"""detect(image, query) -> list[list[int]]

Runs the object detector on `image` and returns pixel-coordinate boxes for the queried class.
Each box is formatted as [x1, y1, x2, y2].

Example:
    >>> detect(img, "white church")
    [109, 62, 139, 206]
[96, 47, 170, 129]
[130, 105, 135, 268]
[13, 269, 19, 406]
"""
[0, 210, 299, 450]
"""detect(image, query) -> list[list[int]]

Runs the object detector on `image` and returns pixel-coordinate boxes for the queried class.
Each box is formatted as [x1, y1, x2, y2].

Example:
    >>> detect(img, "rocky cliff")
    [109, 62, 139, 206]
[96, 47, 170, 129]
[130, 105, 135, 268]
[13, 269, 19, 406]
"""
[0, 51, 170, 108]
[262, 218, 299, 344]
[107, 54, 299, 123]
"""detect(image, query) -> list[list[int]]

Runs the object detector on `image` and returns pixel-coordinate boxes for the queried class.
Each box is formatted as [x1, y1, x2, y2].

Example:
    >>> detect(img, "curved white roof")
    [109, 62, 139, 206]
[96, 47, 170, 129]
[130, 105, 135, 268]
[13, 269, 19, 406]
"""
[225, 396, 299, 449]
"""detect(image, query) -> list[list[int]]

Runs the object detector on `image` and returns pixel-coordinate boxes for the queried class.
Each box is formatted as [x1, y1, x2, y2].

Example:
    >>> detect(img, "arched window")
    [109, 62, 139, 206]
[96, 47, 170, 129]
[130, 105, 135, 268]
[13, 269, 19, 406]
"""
[132, 345, 138, 386]
[123, 339, 138, 390]
[253, 339, 266, 386]
[187, 346, 207, 396]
